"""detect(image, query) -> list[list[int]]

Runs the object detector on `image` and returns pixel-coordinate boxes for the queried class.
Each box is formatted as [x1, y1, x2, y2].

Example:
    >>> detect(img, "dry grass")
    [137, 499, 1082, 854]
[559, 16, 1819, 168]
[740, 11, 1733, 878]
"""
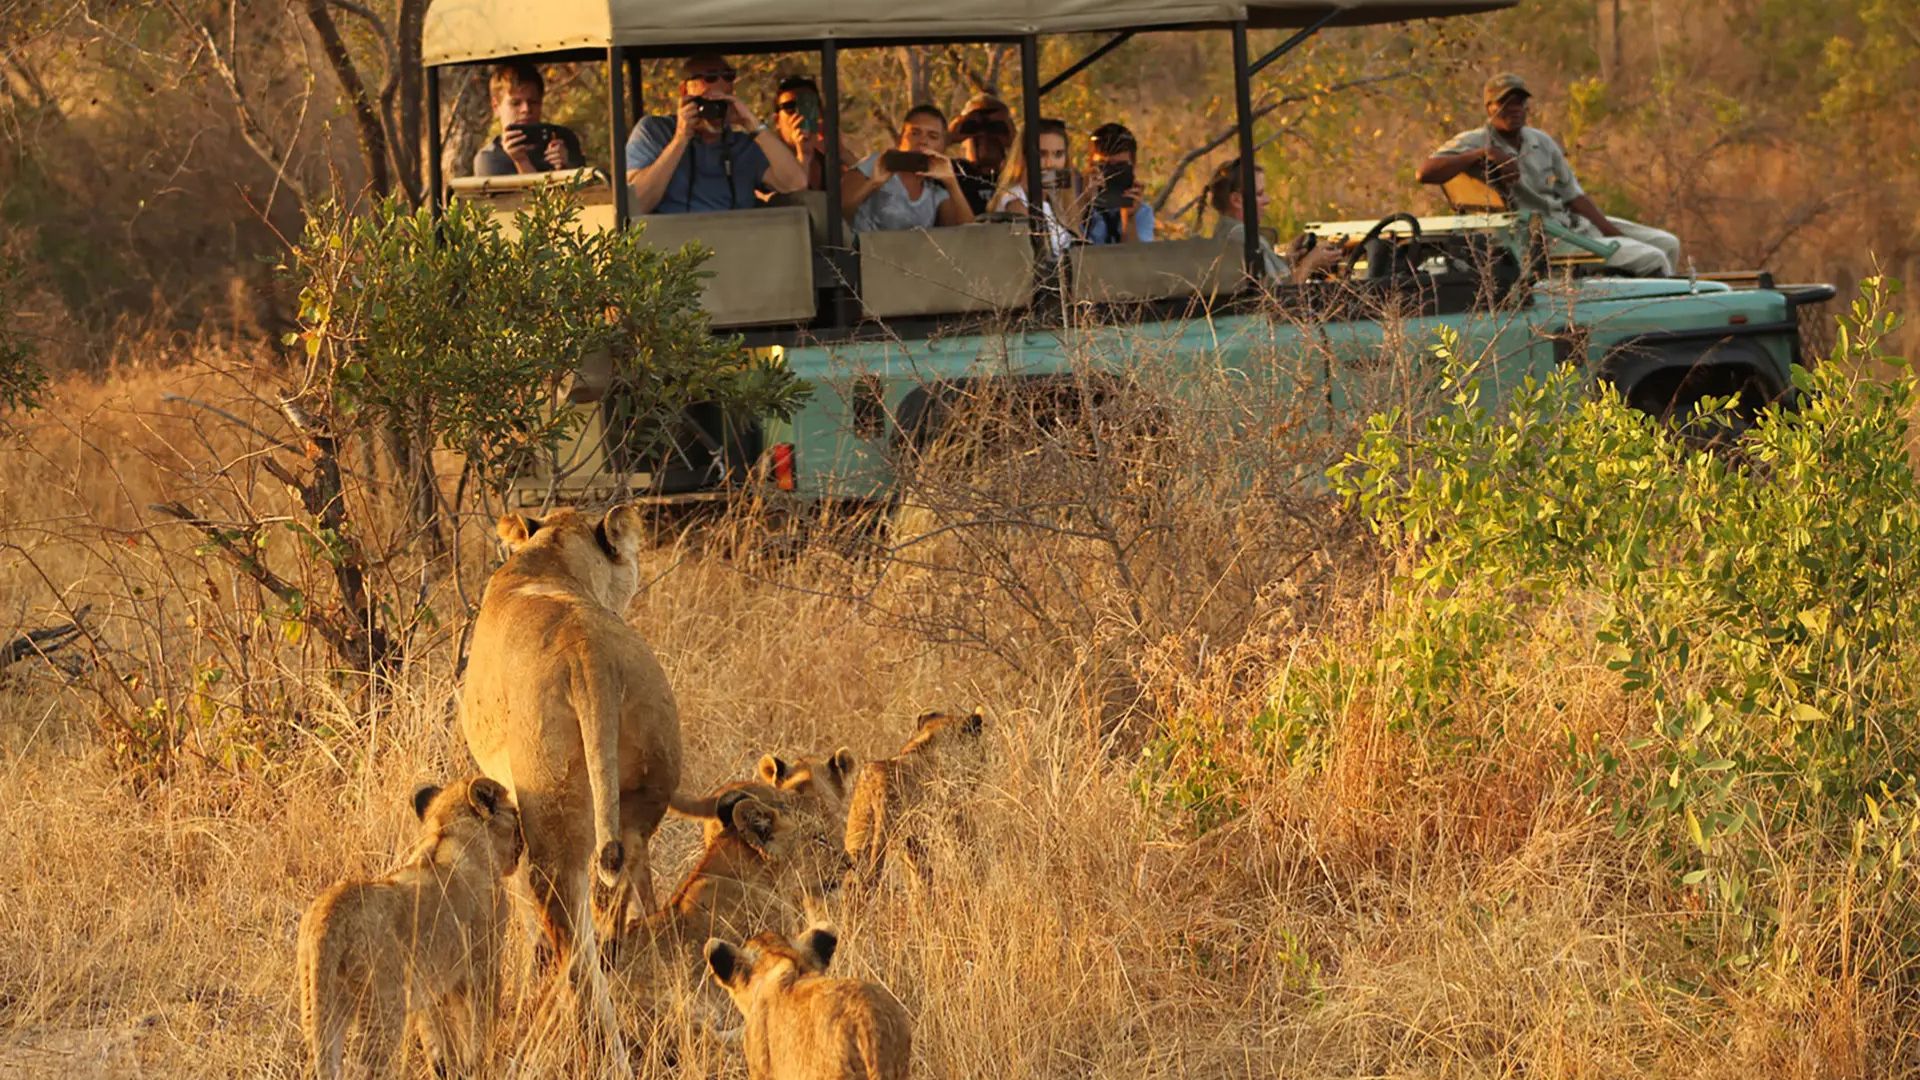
[0, 349, 1904, 1079]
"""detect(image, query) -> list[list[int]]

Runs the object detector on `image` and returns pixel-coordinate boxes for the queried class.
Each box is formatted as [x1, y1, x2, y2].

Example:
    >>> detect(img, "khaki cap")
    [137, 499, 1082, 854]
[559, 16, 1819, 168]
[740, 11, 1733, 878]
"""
[1483, 72, 1531, 108]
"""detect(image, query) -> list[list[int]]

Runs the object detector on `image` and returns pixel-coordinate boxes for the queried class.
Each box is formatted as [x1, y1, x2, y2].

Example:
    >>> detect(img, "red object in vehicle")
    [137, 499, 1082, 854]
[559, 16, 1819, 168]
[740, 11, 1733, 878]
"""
[770, 443, 796, 491]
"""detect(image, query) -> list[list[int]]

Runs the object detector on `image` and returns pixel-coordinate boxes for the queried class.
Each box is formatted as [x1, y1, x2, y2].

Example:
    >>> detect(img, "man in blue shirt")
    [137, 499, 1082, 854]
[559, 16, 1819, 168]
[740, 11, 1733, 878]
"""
[1084, 123, 1155, 245]
[626, 54, 809, 214]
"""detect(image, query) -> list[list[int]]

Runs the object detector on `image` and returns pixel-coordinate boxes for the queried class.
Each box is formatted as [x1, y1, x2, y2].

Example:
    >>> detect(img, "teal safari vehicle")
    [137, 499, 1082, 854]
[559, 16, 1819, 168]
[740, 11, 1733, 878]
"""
[419, 0, 1834, 507]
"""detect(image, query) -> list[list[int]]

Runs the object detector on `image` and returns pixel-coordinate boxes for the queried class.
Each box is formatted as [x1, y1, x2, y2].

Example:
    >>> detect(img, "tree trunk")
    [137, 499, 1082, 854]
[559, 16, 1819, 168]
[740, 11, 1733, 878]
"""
[394, 0, 428, 204]
[304, 0, 392, 198]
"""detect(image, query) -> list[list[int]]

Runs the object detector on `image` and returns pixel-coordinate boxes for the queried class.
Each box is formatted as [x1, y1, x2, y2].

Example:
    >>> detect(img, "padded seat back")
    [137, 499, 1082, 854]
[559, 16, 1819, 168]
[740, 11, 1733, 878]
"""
[1441, 173, 1508, 214]
[1067, 236, 1240, 303]
[856, 224, 1034, 319]
[766, 189, 830, 246]
[633, 206, 815, 328]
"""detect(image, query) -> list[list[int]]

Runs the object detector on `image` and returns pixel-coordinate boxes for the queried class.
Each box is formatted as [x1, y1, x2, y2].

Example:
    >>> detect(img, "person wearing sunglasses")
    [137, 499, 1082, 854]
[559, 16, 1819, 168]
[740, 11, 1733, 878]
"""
[771, 75, 856, 192]
[625, 54, 808, 214]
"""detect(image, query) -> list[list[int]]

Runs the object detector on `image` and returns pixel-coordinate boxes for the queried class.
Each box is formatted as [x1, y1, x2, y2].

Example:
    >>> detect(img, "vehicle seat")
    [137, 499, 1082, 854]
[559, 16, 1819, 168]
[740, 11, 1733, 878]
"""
[1066, 236, 1241, 303]
[1441, 173, 1508, 214]
[632, 206, 816, 328]
[855, 224, 1035, 319]
[765, 190, 829, 247]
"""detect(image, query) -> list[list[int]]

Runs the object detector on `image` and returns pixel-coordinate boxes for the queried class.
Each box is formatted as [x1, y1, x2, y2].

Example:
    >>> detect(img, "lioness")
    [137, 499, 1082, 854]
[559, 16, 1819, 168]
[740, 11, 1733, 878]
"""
[843, 709, 986, 887]
[648, 789, 851, 945]
[459, 505, 681, 1051]
[296, 777, 522, 1080]
[705, 925, 912, 1080]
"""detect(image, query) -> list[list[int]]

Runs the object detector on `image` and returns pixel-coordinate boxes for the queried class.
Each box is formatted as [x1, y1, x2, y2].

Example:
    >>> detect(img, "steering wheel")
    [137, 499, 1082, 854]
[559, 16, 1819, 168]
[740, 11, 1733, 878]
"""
[1345, 212, 1425, 281]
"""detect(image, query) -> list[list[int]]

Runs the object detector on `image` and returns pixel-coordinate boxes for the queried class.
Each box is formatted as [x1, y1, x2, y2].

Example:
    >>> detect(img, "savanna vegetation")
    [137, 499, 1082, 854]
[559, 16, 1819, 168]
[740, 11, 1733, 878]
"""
[4, 1, 1920, 1076]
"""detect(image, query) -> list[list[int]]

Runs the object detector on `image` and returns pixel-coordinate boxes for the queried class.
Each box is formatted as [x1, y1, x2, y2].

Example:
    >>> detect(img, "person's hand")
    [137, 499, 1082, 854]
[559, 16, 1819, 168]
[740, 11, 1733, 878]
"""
[673, 97, 704, 142]
[1298, 241, 1346, 278]
[922, 152, 956, 182]
[1122, 183, 1145, 210]
[543, 136, 570, 170]
[1596, 218, 1624, 238]
[776, 107, 805, 149]
[727, 95, 760, 132]
[1483, 143, 1518, 186]
[501, 126, 534, 164]
[869, 154, 893, 183]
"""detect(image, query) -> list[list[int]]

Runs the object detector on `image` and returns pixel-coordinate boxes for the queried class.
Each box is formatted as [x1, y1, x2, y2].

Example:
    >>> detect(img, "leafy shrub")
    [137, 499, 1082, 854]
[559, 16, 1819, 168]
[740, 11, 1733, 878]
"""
[1146, 280, 1920, 959]
[285, 186, 808, 489]
[0, 254, 44, 415]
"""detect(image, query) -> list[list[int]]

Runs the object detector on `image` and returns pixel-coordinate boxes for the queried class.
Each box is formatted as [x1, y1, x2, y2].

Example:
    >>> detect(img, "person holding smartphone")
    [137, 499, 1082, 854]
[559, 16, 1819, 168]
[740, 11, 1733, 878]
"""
[992, 118, 1088, 255]
[947, 93, 1016, 215]
[625, 54, 808, 214]
[471, 62, 584, 177]
[771, 75, 855, 192]
[1084, 123, 1155, 245]
[842, 105, 977, 234]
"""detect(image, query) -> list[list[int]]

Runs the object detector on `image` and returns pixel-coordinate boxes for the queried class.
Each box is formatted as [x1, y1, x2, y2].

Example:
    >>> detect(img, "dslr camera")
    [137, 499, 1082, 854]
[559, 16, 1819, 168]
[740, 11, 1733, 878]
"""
[692, 97, 730, 124]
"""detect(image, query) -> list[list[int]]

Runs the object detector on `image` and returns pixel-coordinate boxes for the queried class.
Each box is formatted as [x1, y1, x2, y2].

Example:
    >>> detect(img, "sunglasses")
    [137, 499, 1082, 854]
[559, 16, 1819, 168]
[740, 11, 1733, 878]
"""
[688, 70, 737, 84]
[776, 100, 803, 113]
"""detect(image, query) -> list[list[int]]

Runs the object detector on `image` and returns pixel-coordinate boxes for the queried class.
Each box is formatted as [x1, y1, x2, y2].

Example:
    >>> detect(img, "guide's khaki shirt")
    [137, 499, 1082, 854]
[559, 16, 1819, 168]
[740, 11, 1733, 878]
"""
[1432, 125, 1584, 222]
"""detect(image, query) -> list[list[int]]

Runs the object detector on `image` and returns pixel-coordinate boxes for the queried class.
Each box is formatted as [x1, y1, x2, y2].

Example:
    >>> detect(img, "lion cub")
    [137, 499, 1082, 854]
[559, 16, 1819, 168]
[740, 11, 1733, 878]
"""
[681, 748, 858, 847]
[705, 925, 911, 1080]
[648, 789, 850, 944]
[296, 777, 522, 1080]
[843, 709, 986, 886]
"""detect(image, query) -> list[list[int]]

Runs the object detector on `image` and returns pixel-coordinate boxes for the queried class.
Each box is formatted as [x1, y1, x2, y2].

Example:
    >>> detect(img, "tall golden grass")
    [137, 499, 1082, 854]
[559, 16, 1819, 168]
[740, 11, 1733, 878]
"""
[0, 333, 1897, 1079]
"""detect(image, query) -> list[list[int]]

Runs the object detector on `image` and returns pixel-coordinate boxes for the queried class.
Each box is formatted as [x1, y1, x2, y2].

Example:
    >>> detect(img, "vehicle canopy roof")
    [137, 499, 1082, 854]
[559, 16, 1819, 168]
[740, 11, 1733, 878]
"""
[424, 0, 1516, 66]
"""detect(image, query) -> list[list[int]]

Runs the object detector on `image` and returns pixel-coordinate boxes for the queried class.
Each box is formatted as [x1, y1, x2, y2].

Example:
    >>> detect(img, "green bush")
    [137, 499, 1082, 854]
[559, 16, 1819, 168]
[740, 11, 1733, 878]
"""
[0, 254, 44, 416]
[285, 186, 808, 488]
[1146, 279, 1920, 956]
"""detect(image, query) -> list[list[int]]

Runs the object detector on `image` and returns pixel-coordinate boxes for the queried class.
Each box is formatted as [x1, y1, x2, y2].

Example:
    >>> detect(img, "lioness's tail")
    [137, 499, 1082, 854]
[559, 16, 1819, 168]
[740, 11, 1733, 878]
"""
[571, 662, 627, 889]
[667, 788, 723, 820]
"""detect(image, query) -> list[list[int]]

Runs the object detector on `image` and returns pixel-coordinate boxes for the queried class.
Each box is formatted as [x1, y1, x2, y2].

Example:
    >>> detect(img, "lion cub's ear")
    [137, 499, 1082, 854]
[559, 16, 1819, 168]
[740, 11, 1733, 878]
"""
[827, 747, 857, 788]
[728, 797, 780, 853]
[411, 783, 443, 821]
[705, 937, 752, 989]
[496, 514, 542, 551]
[599, 504, 645, 560]
[467, 777, 509, 819]
[796, 925, 838, 972]
[757, 753, 791, 786]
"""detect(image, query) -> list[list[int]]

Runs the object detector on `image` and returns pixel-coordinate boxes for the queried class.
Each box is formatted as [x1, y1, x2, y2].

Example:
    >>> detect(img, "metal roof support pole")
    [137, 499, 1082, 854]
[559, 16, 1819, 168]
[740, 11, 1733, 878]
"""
[426, 65, 444, 215]
[1230, 21, 1260, 283]
[609, 46, 631, 229]
[821, 38, 852, 328]
[1249, 7, 1341, 76]
[1038, 30, 1133, 97]
[1019, 34, 1042, 215]
[627, 56, 645, 123]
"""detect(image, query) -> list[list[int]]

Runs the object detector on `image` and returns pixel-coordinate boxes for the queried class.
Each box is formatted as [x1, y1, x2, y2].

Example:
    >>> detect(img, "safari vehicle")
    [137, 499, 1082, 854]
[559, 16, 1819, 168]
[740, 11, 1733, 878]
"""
[420, 0, 1835, 508]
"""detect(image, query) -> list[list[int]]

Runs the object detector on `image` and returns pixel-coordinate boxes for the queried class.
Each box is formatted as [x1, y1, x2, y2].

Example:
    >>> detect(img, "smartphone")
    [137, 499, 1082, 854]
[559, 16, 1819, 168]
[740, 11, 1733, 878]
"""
[1093, 162, 1135, 211]
[506, 122, 555, 150]
[880, 149, 932, 174]
[797, 94, 822, 138]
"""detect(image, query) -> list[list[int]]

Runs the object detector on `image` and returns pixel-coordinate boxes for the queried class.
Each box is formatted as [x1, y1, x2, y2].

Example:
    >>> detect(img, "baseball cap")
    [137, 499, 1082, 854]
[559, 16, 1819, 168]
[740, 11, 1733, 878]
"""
[1483, 72, 1531, 108]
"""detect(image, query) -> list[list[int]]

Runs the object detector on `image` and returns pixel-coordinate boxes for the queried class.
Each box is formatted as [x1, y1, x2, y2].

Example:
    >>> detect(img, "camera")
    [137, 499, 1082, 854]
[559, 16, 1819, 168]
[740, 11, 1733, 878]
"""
[880, 149, 932, 174]
[692, 97, 730, 124]
[1039, 167, 1067, 190]
[1092, 162, 1135, 211]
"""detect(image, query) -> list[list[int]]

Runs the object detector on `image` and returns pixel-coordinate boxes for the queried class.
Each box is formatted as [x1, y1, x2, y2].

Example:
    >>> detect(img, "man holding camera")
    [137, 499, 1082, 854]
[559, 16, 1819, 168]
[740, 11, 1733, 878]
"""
[472, 62, 585, 177]
[1084, 123, 1154, 245]
[625, 54, 808, 214]
[1208, 158, 1344, 284]
[947, 93, 1016, 216]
